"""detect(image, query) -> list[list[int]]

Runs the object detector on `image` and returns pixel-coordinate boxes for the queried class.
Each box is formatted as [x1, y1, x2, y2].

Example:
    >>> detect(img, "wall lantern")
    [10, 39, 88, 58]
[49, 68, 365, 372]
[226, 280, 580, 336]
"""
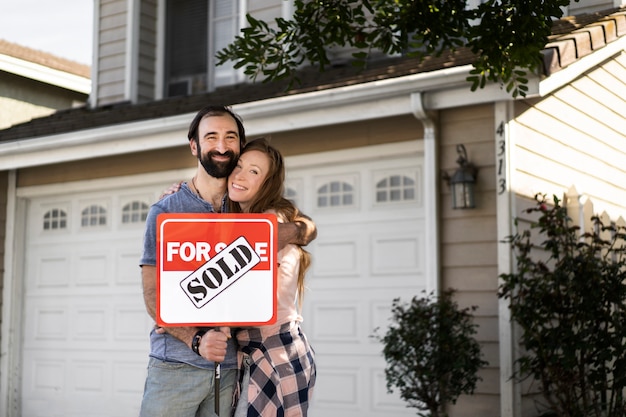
[444, 144, 478, 209]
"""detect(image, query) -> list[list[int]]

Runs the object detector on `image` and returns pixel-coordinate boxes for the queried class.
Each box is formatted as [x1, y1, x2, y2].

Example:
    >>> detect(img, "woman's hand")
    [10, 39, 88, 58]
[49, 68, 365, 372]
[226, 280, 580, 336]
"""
[159, 181, 183, 200]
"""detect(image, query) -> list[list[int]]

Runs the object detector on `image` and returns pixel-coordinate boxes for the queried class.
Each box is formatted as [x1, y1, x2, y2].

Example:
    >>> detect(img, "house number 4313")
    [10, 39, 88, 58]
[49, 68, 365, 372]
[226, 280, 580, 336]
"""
[496, 121, 506, 195]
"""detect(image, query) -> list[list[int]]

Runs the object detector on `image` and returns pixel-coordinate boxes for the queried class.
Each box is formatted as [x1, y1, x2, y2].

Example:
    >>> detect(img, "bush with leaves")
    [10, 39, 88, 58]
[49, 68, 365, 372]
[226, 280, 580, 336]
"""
[499, 194, 626, 417]
[373, 289, 488, 417]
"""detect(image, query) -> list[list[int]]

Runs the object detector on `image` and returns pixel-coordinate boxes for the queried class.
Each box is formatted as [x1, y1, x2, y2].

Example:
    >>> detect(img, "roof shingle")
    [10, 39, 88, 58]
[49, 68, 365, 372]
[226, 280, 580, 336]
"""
[0, 39, 90, 79]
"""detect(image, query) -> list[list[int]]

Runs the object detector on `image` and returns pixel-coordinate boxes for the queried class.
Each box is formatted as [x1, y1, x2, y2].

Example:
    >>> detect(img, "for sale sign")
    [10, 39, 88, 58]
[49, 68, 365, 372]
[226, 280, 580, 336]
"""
[156, 213, 277, 327]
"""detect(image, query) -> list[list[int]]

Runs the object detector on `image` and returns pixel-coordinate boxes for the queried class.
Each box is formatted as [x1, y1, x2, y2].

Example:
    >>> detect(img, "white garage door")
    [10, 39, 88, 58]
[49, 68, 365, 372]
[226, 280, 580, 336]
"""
[286, 142, 426, 417]
[20, 183, 160, 417]
[17, 141, 426, 417]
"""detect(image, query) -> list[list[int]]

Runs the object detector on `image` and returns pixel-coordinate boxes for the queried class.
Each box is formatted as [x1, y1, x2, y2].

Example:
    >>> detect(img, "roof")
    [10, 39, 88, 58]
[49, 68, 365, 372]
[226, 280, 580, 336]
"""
[543, 8, 626, 74]
[0, 39, 91, 79]
[1, 6, 624, 143]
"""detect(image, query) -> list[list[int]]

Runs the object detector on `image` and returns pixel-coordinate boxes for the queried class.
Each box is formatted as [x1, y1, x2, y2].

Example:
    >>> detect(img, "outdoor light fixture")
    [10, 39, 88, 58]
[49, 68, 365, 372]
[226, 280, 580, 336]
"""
[445, 144, 478, 209]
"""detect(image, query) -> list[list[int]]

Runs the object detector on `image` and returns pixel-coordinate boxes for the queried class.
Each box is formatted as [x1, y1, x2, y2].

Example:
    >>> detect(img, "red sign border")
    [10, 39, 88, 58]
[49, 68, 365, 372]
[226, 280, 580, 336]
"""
[156, 213, 278, 327]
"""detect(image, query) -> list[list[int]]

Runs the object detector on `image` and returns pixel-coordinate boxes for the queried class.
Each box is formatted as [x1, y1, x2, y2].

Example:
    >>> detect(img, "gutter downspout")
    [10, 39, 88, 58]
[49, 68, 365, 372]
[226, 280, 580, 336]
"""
[0, 170, 22, 417]
[410, 92, 440, 294]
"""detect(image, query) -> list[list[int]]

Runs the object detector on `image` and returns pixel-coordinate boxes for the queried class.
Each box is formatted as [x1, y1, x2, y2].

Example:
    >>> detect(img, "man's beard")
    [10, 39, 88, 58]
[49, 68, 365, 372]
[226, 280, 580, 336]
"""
[199, 150, 238, 178]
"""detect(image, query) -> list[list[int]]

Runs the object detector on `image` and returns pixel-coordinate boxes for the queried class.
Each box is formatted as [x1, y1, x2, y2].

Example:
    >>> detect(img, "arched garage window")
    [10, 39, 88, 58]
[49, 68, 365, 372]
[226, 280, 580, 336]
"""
[122, 201, 149, 224]
[317, 181, 354, 208]
[376, 175, 415, 203]
[81, 205, 107, 227]
[43, 209, 67, 230]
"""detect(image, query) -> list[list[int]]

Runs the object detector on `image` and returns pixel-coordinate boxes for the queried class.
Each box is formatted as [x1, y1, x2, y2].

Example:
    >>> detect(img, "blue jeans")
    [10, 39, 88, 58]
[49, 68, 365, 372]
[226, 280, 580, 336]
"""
[232, 355, 251, 417]
[139, 357, 237, 417]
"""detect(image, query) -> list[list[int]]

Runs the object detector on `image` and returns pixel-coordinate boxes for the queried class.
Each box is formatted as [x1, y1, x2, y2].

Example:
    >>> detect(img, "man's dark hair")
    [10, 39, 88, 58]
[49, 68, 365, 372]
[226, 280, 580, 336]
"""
[187, 105, 246, 147]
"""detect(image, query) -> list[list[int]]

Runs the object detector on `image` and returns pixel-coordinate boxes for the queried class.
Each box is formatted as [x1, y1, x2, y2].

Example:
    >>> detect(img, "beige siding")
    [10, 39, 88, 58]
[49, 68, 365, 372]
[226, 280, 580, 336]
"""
[438, 104, 501, 417]
[97, 0, 128, 106]
[17, 146, 196, 187]
[137, 0, 157, 102]
[17, 115, 422, 186]
[513, 51, 626, 219]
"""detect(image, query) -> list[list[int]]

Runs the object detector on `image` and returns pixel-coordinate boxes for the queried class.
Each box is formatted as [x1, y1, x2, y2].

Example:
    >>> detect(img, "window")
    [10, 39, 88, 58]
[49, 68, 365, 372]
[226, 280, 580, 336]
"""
[43, 209, 67, 230]
[285, 187, 298, 206]
[317, 181, 354, 208]
[164, 0, 239, 96]
[81, 205, 107, 227]
[209, 0, 239, 87]
[122, 201, 149, 224]
[376, 175, 416, 203]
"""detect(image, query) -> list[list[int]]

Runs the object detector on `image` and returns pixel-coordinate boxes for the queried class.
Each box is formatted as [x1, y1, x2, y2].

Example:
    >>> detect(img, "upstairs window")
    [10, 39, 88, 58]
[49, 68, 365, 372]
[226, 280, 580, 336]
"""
[164, 0, 239, 96]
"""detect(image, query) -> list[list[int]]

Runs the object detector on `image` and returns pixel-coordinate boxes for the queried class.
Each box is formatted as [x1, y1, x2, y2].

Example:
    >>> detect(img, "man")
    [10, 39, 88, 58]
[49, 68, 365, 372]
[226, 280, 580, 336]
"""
[139, 105, 316, 417]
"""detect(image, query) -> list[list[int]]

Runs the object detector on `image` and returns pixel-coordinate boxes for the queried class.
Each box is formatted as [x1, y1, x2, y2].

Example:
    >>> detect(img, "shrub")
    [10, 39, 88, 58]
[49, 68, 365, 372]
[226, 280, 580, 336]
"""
[499, 194, 626, 417]
[373, 289, 488, 417]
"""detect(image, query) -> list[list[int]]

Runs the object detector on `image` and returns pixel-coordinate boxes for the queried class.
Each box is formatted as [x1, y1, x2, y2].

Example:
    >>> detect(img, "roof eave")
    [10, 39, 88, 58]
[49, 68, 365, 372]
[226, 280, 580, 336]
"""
[539, 35, 626, 96]
[0, 53, 91, 95]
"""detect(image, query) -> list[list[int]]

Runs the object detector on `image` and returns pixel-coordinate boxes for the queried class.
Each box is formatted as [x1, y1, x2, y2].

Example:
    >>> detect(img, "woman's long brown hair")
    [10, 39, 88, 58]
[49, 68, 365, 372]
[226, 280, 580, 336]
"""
[228, 138, 311, 309]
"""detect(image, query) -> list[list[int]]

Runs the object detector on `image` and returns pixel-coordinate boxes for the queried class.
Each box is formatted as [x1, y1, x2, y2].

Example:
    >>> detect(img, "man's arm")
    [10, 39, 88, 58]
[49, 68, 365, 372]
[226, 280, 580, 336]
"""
[141, 265, 230, 361]
[277, 212, 317, 249]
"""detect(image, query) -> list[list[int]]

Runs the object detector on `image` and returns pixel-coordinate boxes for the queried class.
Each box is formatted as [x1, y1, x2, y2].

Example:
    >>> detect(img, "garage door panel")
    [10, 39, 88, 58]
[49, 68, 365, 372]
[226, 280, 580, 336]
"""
[25, 303, 69, 342]
[25, 297, 151, 346]
[370, 231, 423, 275]
[115, 246, 143, 285]
[22, 356, 143, 417]
[310, 223, 423, 283]
[23, 356, 66, 396]
[304, 287, 423, 354]
[23, 347, 146, 410]
[114, 303, 154, 342]
[309, 354, 408, 417]
[75, 252, 111, 286]
[31, 252, 72, 287]
[312, 236, 361, 278]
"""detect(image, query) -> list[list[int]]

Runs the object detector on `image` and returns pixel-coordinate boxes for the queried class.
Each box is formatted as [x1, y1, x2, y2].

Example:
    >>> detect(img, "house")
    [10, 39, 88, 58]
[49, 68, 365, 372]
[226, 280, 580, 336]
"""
[0, 1, 625, 416]
[0, 39, 90, 129]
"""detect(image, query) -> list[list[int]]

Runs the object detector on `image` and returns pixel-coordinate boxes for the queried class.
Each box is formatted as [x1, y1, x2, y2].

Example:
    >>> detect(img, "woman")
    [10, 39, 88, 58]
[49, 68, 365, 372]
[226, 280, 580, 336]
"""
[228, 138, 316, 417]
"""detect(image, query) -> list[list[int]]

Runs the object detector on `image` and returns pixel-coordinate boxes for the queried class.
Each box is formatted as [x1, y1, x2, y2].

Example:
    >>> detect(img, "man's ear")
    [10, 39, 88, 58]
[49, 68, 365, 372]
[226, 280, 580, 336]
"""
[189, 139, 198, 156]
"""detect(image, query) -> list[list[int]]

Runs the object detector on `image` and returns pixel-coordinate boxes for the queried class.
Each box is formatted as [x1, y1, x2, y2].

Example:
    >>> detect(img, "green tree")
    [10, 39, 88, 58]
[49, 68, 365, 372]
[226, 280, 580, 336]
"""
[499, 194, 626, 416]
[216, 0, 577, 97]
[373, 290, 487, 417]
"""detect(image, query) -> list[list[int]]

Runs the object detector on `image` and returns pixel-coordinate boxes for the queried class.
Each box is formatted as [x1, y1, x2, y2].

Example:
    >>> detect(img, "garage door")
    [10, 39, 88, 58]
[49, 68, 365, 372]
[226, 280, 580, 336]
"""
[20, 183, 160, 417]
[285, 142, 426, 417]
[17, 141, 425, 416]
